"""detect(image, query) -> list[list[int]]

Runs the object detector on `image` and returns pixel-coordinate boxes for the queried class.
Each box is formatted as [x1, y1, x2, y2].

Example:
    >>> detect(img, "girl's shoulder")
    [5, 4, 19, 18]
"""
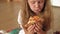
[18, 10, 22, 24]
[19, 29, 25, 34]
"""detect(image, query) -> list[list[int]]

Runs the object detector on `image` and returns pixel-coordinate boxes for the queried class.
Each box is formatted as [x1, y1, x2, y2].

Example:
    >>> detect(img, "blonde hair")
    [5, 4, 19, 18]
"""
[20, 0, 53, 31]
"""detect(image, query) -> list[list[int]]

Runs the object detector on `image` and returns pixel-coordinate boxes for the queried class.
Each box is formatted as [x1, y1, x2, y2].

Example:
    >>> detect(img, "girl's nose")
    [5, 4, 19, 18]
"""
[35, 2, 39, 8]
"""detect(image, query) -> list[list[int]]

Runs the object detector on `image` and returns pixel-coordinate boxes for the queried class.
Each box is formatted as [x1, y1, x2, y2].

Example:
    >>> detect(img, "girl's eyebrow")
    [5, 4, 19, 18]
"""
[30, 0, 35, 2]
[30, 0, 44, 2]
[30, 0, 36, 2]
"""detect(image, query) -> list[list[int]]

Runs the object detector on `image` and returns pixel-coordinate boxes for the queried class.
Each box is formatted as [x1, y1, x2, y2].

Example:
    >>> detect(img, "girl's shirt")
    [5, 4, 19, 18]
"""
[19, 29, 25, 34]
[18, 10, 25, 34]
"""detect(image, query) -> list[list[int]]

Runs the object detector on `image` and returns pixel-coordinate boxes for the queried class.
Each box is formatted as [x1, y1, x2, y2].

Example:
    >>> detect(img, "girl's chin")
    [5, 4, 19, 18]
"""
[34, 12, 40, 14]
[34, 10, 41, 13]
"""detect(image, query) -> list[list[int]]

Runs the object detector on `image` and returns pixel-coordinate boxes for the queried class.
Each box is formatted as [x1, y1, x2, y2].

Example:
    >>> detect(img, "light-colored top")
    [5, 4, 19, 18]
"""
[18, 10, 22, 25]
[18, 10, 25, 34]
[19, 29, 25, 34]
[18, 10, 23, 28]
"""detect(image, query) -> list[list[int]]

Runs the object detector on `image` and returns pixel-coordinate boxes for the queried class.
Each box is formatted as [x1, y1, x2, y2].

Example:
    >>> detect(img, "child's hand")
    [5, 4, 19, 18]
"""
[34, 18, 44, 32]
[34, 21, 46, 34]
[24, 16, 45, 34]
[26, 25, 35, 34]
[27, 25, 35, 32]
[36, 30, 46, 34]
[34, 22, 43, 32]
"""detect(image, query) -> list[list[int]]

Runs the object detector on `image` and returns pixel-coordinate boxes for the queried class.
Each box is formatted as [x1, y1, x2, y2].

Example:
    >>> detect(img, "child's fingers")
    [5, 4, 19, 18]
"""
[37, 30, 45, 34]
[27, 25, 33, 31]
[34, 29, 36, 32]
[34, 23, 43, 32]
[27, 25, 35, 32]
[34, 29, 37, 34]
[36, 24, 41, 29]
[37, 22, 43, 28]
[35, 26, 40, 32]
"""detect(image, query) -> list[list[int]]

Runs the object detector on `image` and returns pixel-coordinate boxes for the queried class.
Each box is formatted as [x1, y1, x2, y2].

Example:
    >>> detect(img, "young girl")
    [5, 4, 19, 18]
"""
[18, 0, 52, 34]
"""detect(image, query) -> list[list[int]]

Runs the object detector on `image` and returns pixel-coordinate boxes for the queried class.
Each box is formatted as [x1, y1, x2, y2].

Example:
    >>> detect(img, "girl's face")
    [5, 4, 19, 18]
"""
[28, 0, 44, 14]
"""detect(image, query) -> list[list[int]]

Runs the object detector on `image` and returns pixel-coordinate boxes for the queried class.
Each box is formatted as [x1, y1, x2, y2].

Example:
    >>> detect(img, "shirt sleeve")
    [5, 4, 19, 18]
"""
[17, 10, 23, 28]
[19, 29, 25, 34]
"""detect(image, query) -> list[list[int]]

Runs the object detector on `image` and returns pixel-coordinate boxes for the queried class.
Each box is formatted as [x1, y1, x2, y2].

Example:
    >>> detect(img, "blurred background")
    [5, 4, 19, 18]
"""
[0, 0, 60, 34]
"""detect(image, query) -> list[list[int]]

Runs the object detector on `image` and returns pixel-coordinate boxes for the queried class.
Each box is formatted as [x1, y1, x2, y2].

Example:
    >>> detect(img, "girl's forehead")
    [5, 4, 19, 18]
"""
[28, 0, 43, 1]
[28, 0, 44, 2]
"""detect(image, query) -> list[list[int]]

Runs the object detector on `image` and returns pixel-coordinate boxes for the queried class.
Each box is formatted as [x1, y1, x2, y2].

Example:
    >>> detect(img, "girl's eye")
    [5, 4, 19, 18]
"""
[31, 1, 35, 4]
[38, 1, 40, 3]
[38, 0, 44, 4]
[40, 0, 44, 3]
